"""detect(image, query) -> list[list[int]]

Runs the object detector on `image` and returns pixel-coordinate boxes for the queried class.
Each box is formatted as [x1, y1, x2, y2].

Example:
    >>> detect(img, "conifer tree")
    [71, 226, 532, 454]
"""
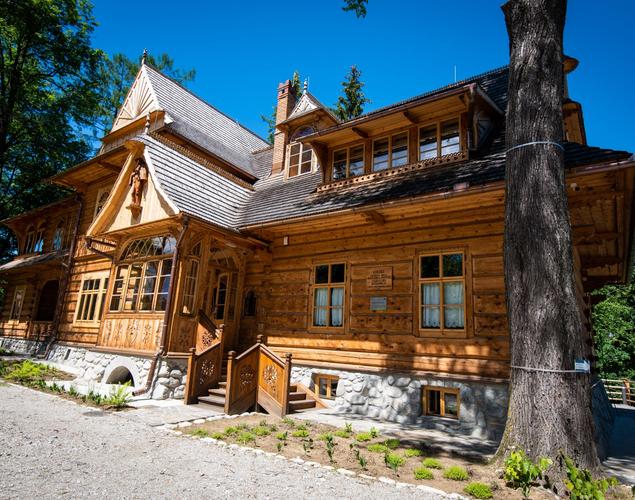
[334, 66, 370, 121]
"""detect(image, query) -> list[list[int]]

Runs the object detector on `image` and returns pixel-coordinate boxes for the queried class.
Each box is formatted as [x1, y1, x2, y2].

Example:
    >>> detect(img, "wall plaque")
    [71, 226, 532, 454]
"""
[370, 296, 388, 311]
[366, 266, 393, 290]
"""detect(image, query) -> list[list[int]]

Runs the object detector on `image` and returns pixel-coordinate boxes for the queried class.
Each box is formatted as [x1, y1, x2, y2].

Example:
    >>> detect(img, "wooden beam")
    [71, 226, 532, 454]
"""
[581, 255, 622, 267]
[351, 127, 368, 139]
[97, 161, 121, 173]
[402, 110, 418, 125]
[362, 210, 385, 225]
[573, 231, 619, 245]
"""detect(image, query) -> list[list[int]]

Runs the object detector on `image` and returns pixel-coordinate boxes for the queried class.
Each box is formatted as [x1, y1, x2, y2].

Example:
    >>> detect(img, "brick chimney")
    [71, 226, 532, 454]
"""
[272, 80, 297, 175]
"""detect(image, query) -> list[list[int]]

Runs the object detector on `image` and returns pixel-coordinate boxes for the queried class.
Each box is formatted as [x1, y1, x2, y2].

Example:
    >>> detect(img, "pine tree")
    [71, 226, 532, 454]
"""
[334, 66, 370, 121]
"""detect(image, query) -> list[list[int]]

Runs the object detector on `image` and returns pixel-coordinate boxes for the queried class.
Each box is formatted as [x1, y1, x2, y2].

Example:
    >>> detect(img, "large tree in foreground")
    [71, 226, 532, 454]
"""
[499, 0, 598, 470]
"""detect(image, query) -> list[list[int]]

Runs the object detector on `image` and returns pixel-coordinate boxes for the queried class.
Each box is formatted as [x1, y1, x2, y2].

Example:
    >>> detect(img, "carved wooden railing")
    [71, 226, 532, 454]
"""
[184, 311, 224, 404]
[225, 335, 292, 417]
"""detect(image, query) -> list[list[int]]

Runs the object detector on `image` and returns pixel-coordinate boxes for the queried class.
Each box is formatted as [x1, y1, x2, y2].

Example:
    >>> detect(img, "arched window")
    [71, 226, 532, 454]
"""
[24, 226, 36, 254]
[109, 235, 176, 313]
[52, 220, 65, 251]
[33, 225, 45, 253]
[181, 241, 201, 315]
[93, 188, 110, 220]
[286, 127, 316, 178]
[243, 290, 256, 317]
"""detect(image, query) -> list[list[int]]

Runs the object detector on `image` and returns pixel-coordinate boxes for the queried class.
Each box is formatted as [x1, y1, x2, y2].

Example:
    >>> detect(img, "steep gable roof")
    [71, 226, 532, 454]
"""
[280, 91, 339, 125]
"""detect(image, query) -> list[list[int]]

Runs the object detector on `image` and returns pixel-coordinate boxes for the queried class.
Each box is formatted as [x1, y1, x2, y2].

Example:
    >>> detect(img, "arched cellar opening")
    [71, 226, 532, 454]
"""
[105, 366, 134, 385]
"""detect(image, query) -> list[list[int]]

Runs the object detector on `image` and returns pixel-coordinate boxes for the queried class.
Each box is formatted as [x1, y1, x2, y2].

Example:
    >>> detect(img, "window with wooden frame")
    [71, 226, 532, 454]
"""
[24, 226, 36, 254]
[312, 263, 346, 328]
[314, 374, 339, 400]
[419, 252, 465, 331]
[75, 274, 109, 323]
[93, 188, 110, 220]
[423, 386, 460, 418]
[33, 225, 45, 253]
[52, 219, 65, 251]
[181, 241, 201, 315]
[109, 236, 175, 313]
[372, 132, 408, 172]
[9, 285, 26, 321]
[332, 144, 365, 180]
[287, 142, 314, 177]
[418, 118, 461, 160]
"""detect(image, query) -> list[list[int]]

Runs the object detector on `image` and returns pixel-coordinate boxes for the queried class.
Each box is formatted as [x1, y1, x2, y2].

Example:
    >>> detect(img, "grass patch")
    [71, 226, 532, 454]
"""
[443, 465, 470, 481]
[464, 482, 493, 499]
[282, 417, 296, 428]
[404, 448, 422, 458]
[422, 457, 442, 469]
[192, 429, 210, 438]
[367, 443, 389, 453]
[237, 431, 256, 444]
[253, 425, 271, 437]
[292, 429, 310, 438]
[414, 466, 434, 480]
[224, 426, 240, 436]
[354, 432, 373, 442]
[384, 452, 406, 471]
[210, 431, 225, 440]
[384, 438, 400, 450]
[276, 431, 288, 441]
[334, 429, 351, 438]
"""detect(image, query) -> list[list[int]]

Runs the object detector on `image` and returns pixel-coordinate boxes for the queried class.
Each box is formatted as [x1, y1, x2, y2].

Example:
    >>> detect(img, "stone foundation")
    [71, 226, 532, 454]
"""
[0, 336, 187, 400]
[292, 365, 508, 440]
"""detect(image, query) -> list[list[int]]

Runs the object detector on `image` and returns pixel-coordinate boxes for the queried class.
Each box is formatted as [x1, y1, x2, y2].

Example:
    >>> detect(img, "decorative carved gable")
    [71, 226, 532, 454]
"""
[111, 67, 160, 132]
[287, 92, 321, 120]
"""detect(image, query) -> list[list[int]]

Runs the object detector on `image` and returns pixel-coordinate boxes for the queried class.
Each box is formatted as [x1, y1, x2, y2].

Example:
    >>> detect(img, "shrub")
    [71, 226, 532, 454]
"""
[224, 426, 239, 436]
[334, 429, 351, 438]
[49, 382, 63, 393]
[384, 438, 400, 450]
[404, 448, 422, 458]
[237, 431, 255, 444]
[276, 442, 283, 452]
[253, 426, 271, 437]
[464, 482, 493, 499]
[422, 457, 442, 469]
[5, 360, 48, 385]
[563, 455, 618, 500]
[104, 382, 131, 409]
[384, 452, 406, 472]
[355, 432, 373, 442]
[318, 432, 333, 441]
[443, 466, 470, 481]
[504, 450, 552, 497]
[367, 443, 389, 453]
[369, 426, 380, 438]
[292, 429, 309, 438]
[414, 467, 434, 480]
[276, 431, 288, 441]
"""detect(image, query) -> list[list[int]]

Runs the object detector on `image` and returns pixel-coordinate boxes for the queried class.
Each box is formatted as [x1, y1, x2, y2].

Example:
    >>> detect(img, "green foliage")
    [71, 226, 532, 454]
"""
[344, 422, 353, 433]
[404, 448, 422, 458]
[210, 431, 225, 440]
[464, 482, 493, 499]
[318, 432, 333, 441]
[4, 360, 50, 385]
[384, 452, 405, 471]
[260, 70, 302, 143]
[367, 443, 389, 453]
[192, 429, 210, 438]
[325, 433, 337, 463]
[422, 457, 442, 469]
[276, 441, 283, 452]
[276, 431, 288, 442]
[237, 431, 255, 445]
[84, 390, 103, 405]
[0, 347, 13, 355]
[68, 385, 79, 398]
[334, 66, 371, 121]
[384, 438, 400, 450]
[334, 429, 351, 438]
[292, 429, 309, 438]
[282, 417, 296, 428]
[443, 466, 470, 481]
[353, 447, 368, 470]
[503, 450, 552, 497]
[354, 432, 372, 442]
[224, 426, 239, 436]
[49, 382, 63, 393]
[0, 360, 7, 377]
[104, 381, 131, 408]
[414, 467, 434, 480]
[342, 0, 368, 18]
[563, 455, 618, 500]
[592, 280, 635, 379]
[369, 426, 379, 438]
[253, 425, 271, 437]
[302, 437, 314, 455]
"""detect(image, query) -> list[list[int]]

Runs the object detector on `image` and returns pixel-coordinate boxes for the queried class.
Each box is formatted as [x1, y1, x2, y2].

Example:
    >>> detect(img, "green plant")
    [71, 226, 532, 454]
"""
[282, 417, 296, 428]
[325, 433, 337, 463]
[353, 447, 368, 470]
[302, 438, 314, 455]
[269, 424, 278, 432]
[104, 382, 131, 408]
[404, 448, 422, 458]
[563, 455, 618, 500]
[344, 422, 353, 433]
[384, 438, 400, 450]
[210, 431, 225, 440]
[276, 442, 283, 452]
[85, 390, 103, 405]
[5, 360, 48, 385]
[367, 443, 389, 453]
[464, 482, 493, 499]
[237, 431, 255, 445]
[355, 432, 372, 442]
[49, 382, 63, 393]
[192, 429, 210, 438]
[334, 429, 351, 438]
[224, 426, 239, 436]
[384, 452, 405, 472]
[443, 466, 470, 481]
[292, 429, 310, 438]
[422, 457, 442, 469]
[296, 423, 307, 431]
[68, 385, 79, 398]
[369, 426, 379, 438]
[276, 431, 288, 442]
[0, 347, 13, 356]
[414, 467, 434, 480]
[253, 425, 271, 437]
[503, 450, 552, 497]
[236, 423, 250, 431]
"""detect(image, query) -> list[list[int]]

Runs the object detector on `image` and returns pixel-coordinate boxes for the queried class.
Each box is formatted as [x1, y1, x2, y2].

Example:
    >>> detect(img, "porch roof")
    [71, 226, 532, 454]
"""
[0, 250, 68, 274]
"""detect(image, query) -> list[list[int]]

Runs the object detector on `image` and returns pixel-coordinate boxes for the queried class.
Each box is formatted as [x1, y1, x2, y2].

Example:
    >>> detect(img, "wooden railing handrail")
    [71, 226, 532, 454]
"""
[193, 338, 221, 359]
[233, 339, 262, 362]
[259, 343, 286, 369]
[197, 309, 220, 336]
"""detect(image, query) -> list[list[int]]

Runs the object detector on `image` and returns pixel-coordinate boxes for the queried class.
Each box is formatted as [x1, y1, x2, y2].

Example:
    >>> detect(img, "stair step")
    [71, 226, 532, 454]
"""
[218, 381, 227, 388]
[199, 394, 226, 406]
[288, 384, 298, 393]
[288, 391, 306, 401]
[208, 388, 226, 398]
[288, 399, 317, 411]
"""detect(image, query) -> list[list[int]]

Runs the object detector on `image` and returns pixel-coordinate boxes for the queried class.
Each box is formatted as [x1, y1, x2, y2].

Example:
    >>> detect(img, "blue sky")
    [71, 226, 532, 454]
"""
[91, 1, 634, 152]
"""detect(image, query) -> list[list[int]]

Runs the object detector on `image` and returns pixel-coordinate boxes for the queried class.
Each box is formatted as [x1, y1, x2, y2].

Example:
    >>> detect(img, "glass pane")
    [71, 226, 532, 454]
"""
[391, 133, 408, 167]
[314, 288, 328, 307]
[421, 256, 440, 278]
[319, 379, 328, 397]
[349, 146, 364, 177]
[441, 120, 460, 156]
[331, 287, 344, 307]
[444, 392, 458, 417]
[372, 139, 389, 171]
[155, 294, 168, 311]
[333, 149, 347, 180]
[427, 390, 441, 415]
[422, 283, 440, 305]
[444, 306, 464, 329]
[443, 282, 464, 305]
[288, 165, 298, 177]
[422, 306, 440, 329]
[331, 307, 343, 327]
[330, 379, 338, 398]
[330, 264, 345, 283]
[442, 254, 463, 277]
[290, 143, 301, 156]
[313, 288, 328, 326]
[315, 265, 329, 284]
[419, 126, 437, 159]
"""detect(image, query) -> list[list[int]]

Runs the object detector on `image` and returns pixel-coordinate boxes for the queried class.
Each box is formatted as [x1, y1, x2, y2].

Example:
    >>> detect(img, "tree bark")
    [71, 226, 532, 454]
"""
[498, 0, 599, 471]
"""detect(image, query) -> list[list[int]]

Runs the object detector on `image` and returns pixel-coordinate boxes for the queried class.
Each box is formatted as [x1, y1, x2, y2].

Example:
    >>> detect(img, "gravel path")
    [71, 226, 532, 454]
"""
[0, 384, 447, 499]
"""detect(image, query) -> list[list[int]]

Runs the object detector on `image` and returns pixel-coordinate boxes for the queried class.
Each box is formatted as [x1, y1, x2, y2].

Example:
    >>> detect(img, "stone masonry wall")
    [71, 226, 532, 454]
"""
[292, 365, 509, 440]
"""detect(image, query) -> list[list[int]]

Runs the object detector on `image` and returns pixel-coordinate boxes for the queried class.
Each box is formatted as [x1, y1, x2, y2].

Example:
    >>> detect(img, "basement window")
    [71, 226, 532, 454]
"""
[423, 386, 459, 418]
[314, 374, 339, 399]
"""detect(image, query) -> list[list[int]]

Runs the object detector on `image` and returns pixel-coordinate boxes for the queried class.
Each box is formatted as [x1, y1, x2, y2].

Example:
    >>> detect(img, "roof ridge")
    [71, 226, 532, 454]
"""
[142, 62, 269, 146]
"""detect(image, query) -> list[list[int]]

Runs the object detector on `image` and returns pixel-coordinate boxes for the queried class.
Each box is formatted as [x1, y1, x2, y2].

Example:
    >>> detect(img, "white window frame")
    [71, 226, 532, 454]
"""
[285, 141, 315, 179]
[74, 273, 109, 324]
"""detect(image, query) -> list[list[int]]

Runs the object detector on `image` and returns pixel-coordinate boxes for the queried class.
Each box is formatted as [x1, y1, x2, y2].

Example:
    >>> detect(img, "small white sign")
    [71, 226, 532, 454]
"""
[575, 358, 590, 373]
[370, 296, 387, 311]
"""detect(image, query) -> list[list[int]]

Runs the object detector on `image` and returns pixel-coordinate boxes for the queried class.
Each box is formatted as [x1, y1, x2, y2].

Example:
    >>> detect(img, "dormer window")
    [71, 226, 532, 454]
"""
[287, 126, 316, 178]
[419, 119, 461, 160]
[372, 132, 408, 172]
[333, 145, 364, 180]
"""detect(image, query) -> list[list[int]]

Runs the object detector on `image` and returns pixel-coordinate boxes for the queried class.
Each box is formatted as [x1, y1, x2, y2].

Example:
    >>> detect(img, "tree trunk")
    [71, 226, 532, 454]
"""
[498, 0, 599, 472]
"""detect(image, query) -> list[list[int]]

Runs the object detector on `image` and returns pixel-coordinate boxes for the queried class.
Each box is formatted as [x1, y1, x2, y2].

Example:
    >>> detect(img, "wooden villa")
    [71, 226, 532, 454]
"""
[1, 57, 633, 439]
